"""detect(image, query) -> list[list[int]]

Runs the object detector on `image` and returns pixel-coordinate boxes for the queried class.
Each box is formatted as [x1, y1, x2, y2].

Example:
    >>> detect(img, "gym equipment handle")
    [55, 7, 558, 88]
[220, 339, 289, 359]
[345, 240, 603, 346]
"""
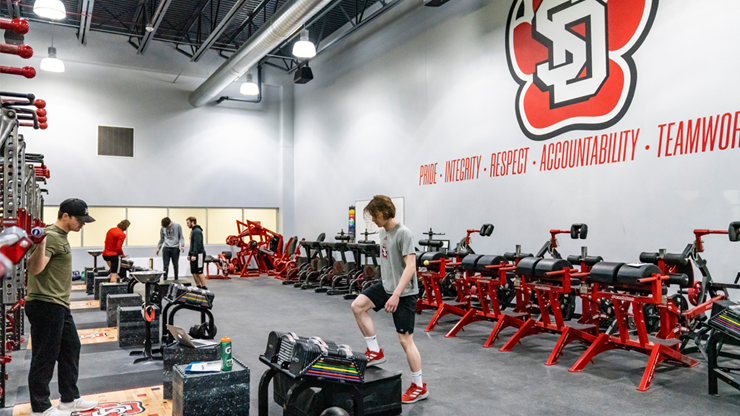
[0, 65, 35, 79]
[0, 18, 29, 35]
[0, 44, 33, 59]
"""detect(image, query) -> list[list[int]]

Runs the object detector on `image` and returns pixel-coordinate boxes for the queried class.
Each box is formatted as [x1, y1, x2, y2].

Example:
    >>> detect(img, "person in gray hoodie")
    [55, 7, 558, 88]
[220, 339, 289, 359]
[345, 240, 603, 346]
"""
[186, 216, 207, 290]
[156, 217, 184, 280]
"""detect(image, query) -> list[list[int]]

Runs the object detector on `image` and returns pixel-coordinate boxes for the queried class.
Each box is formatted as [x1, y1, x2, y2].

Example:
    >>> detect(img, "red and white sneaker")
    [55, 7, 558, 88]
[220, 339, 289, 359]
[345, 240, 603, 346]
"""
[365, 348, 386, 367]
[402, 382, 428, 404]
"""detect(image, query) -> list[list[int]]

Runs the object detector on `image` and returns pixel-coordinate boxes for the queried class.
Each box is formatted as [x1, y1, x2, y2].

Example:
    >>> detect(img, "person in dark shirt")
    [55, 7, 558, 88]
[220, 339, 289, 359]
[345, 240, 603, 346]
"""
[186, 216, 207, 290]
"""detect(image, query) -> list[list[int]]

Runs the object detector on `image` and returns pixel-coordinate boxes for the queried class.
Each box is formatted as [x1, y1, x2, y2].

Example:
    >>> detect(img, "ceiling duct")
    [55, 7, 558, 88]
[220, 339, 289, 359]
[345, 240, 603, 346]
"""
[189, 0, 333, 108]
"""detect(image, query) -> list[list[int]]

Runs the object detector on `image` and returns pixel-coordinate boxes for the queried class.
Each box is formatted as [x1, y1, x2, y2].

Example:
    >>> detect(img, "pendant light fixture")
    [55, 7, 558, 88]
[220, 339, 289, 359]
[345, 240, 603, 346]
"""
[33, 0, 67, 20]
[240, 73, 259, 96]
[40, 24, 64, 73]
[292, 29, 316, 59]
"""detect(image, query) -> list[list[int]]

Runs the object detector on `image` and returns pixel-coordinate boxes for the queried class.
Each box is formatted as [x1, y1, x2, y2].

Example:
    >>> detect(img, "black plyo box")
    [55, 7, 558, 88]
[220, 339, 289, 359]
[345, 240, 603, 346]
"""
[163, 343, 221, 400]
[172, 361, 250, 416]
[273, 367, 402, 416]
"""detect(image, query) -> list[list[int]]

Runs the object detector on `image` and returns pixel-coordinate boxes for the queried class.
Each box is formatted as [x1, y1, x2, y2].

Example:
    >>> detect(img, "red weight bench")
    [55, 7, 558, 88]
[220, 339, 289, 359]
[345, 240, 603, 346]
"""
[569, 262, 698, 391]
[415, 252, 474, 332]
[499, 258, 600, 365]
[445, 254, 530, 347]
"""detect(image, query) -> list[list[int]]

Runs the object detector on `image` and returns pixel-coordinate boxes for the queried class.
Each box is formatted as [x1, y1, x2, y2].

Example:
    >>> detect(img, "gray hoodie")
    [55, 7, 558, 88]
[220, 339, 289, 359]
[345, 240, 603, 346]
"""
[158, 223, 184, 249]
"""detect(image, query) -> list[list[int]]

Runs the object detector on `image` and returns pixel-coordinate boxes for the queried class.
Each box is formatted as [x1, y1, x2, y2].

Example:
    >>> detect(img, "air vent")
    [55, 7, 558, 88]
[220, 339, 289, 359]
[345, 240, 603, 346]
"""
[97, 126, 134, 157]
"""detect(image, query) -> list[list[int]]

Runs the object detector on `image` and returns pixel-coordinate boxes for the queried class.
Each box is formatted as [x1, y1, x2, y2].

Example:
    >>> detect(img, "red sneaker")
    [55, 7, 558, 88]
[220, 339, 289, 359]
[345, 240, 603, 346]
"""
[402, 382, 428, 404]
[365, 348, 386, 367]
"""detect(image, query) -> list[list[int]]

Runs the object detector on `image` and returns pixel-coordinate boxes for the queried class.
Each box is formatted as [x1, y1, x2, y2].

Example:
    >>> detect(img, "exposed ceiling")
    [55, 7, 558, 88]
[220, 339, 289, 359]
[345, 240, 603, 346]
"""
[5, 0, 399, 72]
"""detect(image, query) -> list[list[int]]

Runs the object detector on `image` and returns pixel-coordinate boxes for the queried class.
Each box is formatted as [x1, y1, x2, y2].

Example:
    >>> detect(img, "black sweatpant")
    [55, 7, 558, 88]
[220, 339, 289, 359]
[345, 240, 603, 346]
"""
[25, 300, 81, 412]
[162, 247, 180, 279]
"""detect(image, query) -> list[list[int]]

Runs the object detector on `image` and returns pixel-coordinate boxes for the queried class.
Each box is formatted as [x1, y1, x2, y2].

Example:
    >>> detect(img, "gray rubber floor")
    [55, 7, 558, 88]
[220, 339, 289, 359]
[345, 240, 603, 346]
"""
[4, 275, 740, 415]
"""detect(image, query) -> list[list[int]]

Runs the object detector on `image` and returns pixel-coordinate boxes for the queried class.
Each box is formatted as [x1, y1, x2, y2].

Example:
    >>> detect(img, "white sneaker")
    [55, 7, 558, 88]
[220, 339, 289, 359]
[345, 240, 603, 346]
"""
[58, 397, 98, 411]
[31, 407, 71, 416]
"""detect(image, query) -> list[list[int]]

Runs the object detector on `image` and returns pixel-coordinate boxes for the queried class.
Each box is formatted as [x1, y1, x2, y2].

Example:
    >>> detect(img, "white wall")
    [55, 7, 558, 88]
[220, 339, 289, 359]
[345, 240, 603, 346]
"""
[293, 0, 740, 282]
[3, 22, 294, 269]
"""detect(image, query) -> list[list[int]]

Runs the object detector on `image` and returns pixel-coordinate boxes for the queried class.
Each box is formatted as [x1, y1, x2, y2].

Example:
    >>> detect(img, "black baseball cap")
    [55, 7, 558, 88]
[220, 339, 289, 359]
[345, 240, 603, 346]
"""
[59, 198, 96, 223]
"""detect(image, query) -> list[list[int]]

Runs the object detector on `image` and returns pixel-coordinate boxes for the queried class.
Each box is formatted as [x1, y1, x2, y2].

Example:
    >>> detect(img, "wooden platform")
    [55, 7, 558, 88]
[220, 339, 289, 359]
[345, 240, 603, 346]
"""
[70, 300, 100, 310]
[72, 284, 86, 291]
[28, 327, 118, 349]
[12, 385, 171, 416]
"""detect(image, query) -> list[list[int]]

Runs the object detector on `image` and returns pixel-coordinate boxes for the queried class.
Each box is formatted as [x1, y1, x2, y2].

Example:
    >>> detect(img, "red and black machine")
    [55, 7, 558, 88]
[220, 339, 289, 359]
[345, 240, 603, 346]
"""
[415, 224, 493, 332]
[225, 220, 292, 278]
[498, 224, 603, 364]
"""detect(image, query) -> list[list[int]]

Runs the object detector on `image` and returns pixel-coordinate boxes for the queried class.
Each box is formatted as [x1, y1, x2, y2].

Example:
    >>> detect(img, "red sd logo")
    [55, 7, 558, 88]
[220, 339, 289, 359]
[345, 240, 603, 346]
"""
[506, 0, 658, 140]
[79, 401, 145, 416]
[381, 245, 388, 259]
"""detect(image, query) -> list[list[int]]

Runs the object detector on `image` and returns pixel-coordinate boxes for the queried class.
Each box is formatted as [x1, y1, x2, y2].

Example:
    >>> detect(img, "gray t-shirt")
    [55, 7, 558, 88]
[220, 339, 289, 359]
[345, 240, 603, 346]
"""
[379, 223, 417, 297]
[158, 223, 184, 249]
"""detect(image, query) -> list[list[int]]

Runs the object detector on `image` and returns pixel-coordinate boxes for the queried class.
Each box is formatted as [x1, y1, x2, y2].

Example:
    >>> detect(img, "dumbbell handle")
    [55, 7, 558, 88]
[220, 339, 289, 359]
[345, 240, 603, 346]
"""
[0, 44, 33, 59]
[0, 18, 29, 35]
[0, 65, 36, 79]
[30, 227, 46, 244]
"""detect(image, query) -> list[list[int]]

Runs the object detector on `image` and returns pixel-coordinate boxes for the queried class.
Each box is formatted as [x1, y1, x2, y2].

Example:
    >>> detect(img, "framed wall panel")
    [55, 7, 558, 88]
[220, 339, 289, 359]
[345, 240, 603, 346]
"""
[83, 207, 127, 247]
[127, 208, 168, 246]
[207, 208, 242, 245]
[243, 209, 278, 233]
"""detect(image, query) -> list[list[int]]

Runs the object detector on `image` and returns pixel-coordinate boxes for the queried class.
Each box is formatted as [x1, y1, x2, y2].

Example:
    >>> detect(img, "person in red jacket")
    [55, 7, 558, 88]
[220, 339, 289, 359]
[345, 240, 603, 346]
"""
[103, 220, 130, 283]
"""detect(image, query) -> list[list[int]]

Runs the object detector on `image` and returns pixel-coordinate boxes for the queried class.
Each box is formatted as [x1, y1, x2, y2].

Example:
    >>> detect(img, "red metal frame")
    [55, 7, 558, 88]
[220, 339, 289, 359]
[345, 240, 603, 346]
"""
[415, 257, 473, 332]
[568, 272, 699, 391]
[499, 266, 599, 365]
[444, 260, 532, 348]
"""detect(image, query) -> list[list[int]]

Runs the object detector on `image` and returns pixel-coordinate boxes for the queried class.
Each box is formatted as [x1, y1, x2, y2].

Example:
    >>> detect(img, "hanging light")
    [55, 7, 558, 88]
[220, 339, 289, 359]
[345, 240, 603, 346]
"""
[40, 46, 64, 72]
[292, 29, 316, 59]
[240, 73, 259, 96]
[33, 0, 67, 20]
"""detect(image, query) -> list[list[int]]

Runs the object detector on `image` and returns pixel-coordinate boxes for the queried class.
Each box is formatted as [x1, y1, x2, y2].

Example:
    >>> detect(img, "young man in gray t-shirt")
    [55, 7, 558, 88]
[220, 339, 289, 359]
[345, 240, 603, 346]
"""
[351, 195, 428, 403]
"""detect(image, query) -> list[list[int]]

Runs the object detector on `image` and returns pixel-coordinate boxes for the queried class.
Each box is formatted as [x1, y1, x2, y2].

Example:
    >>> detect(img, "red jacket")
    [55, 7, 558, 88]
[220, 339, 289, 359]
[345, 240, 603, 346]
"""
[103, 227, 126, 257]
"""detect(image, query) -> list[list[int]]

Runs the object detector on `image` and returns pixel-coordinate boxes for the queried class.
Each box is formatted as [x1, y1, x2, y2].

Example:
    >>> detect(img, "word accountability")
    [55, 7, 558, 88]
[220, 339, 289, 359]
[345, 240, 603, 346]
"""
[656, 111, 740, 158]
[539, 129, 640, 171]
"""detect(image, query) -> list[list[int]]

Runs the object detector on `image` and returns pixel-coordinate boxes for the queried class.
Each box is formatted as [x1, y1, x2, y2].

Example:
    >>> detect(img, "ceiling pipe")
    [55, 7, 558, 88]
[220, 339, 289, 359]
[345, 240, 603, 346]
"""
[189, 0, 332, 108]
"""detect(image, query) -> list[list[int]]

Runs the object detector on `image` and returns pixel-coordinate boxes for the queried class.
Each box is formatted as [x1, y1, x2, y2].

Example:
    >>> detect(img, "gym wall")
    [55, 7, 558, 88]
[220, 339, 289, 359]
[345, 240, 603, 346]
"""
[292, 0, 740, 282]
[14, 24, 293, 271]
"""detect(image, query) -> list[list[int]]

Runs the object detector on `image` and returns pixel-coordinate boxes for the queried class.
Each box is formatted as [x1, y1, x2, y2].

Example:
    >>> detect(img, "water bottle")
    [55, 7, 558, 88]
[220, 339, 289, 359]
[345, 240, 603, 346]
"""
[221, 337, 232, 371]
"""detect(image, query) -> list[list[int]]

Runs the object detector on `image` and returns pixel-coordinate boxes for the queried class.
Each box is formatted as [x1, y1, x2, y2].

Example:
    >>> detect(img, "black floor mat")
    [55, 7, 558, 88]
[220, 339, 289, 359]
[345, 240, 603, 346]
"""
[14, 369, 163, 404]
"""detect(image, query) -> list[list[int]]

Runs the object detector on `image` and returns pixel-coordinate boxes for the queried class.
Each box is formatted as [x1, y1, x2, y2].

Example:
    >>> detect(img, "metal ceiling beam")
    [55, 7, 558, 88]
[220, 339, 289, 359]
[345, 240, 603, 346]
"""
[177, 0, 213, 40]
[220, 0, 273, 49]
[137, 0, 174, 54]
[190, 0, 250, 62]
[77, 0, 95, 45]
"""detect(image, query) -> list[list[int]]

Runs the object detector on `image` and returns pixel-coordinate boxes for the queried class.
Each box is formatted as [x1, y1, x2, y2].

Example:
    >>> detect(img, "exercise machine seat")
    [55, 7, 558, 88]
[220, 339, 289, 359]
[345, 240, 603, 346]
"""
[516, 257, 540, 277]
[418, 240, 444, 249]
[534, 258, 572, 278]
[420, 252, 448, 273]
[639, 252, 689, 267]
[589, 262, 624, 285]
[616, 263, 662, 286]
[475, 255, 508, 275]
[460, 254, 483, 271]
[504, 252, 533, 261]
[566, 255, 604, 266]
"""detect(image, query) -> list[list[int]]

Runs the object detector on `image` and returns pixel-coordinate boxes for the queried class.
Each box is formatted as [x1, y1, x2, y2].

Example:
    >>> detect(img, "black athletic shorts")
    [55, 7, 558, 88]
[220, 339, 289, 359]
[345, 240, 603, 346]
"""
[190, 253, 204, 275]
[103, 255, 120, 274]
[361, 282, 417, 335]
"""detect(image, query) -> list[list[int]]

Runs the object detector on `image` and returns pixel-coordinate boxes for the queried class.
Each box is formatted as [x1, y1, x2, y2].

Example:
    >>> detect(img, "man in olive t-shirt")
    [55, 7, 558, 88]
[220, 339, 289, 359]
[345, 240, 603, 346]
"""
[25, 199, 98, 416]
